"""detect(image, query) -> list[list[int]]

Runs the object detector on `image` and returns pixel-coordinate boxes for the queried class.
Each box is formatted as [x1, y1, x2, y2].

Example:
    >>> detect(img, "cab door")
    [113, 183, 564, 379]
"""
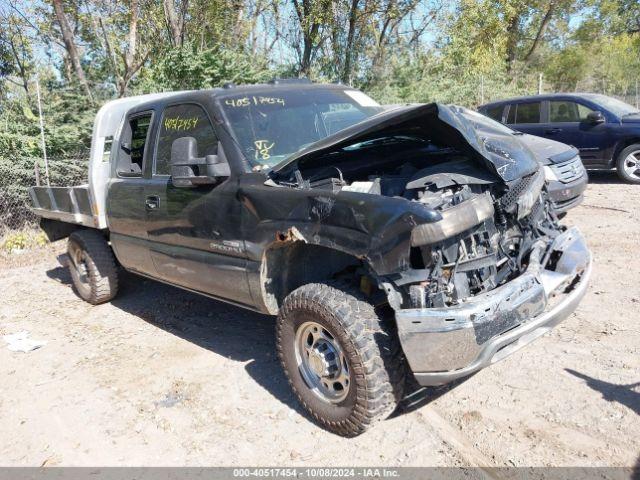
[106, 111, 156, 276]
[144, 102, 254, 307]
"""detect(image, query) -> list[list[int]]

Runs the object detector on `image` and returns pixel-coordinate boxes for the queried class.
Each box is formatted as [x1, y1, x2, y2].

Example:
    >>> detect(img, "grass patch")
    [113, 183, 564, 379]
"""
[1, 228, 48, 253]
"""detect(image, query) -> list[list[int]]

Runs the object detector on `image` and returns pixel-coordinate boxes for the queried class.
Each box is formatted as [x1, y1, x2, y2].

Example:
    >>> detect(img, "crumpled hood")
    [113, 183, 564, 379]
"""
[516, 133, 579, 164]
[270, 103, 539, 182]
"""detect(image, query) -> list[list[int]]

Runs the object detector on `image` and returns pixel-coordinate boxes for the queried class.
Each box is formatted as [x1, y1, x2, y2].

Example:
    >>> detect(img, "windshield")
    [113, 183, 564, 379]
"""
[591, 95, 640, 117]
[219, 88, 384, 169]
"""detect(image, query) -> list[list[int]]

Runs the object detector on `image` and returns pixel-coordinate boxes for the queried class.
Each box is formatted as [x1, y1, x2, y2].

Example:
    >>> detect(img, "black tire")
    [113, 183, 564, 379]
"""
[67, 230, 119, 304]
[276, 282, 405, 436]
[615, 144, 640, 184]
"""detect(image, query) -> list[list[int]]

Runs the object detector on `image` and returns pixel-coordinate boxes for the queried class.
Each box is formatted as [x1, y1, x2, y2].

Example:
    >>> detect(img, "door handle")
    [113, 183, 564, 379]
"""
[545, 128, 562, 134]
[145, 195, 160, 210]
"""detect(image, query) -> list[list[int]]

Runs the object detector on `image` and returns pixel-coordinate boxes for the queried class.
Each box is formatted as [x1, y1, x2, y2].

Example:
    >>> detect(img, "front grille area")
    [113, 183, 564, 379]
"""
[501, 172, 536, 210]
[500, 169, 545, 213]
[550, 156, 586, 184]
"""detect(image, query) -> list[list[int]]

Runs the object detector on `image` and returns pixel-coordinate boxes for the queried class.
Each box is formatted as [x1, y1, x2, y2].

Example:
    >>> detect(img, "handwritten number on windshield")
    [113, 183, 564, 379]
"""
[254, 140, 275, 160]
[225, 96, 285, 108]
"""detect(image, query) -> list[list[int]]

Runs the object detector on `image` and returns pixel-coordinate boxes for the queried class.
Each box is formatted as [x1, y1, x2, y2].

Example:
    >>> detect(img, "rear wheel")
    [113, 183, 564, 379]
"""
[276, 282, 405, 436]
[616, 144, 640, 184]
[67, 230, 119, 304]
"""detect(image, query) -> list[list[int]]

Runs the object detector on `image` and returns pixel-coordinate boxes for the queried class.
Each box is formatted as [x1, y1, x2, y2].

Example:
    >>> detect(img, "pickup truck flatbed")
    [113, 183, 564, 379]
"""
[31, 81, 592, 436]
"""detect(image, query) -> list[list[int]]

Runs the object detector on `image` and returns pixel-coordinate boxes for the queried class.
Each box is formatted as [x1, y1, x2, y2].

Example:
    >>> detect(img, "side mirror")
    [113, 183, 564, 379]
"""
[586, 111, 605, 124]
[170, 137, 230, 188]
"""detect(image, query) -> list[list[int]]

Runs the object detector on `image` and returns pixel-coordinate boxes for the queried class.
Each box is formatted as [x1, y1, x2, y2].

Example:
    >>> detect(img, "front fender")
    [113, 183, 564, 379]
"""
[239, 179, 440, 277]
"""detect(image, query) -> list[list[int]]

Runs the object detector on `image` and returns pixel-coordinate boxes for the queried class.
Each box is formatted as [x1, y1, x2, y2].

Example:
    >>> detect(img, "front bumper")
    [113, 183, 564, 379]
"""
[547, 173, 588, 213]
[395, 227, 592, 386]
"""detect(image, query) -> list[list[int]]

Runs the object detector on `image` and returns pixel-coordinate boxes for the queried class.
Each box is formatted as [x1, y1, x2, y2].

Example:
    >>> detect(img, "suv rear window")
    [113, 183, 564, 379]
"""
[506, 102, 541, 124]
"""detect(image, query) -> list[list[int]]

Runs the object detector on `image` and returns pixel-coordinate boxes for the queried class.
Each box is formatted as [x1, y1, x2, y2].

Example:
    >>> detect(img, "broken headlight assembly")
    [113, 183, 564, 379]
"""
[410, 193, 494, 246]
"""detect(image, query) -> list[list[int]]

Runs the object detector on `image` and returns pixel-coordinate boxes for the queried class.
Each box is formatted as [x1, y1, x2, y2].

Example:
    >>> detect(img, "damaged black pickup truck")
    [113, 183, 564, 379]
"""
[30, 81, 592, 437]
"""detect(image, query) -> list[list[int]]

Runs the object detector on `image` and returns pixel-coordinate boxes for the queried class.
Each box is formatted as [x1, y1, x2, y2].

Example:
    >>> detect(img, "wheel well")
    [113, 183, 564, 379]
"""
[39, 218, 83, 242]
[39, 219, 110, 243]
[614, 137, 640, 164]
[261, 242, 372, 314]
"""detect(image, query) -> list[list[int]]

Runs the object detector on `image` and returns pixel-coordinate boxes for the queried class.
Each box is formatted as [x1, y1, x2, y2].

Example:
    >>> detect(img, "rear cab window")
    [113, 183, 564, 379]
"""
[116, 113, 153, 177]
[506, 102, 541, 124]
[155, 103, 219, 176]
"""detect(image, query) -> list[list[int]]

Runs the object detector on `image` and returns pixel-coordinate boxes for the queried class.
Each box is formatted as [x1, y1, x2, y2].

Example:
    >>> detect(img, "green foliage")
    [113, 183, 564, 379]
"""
[144, 44, 273, 91]
[0, 77, 92, 231]
[0, 85, 94, 159]
[0, 0, 638, 229]
[1, 230, 48, 252]
[1, 232, 30, 252]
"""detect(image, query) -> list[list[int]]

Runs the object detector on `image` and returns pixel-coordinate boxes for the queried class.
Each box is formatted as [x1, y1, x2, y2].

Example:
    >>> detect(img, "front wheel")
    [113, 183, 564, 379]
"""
[616, 144, 640, 184]
[276, 282, 405, 436]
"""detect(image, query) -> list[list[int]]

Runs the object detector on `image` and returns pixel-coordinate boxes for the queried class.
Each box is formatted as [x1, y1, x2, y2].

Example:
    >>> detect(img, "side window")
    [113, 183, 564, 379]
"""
[102, 136, 113, 162]
[155, 104, 218, 175]
[549, 101, 594, 122]
[116, 113, 152, 176]
[513, 102, 541, 124]
[485, 105, 504, 122]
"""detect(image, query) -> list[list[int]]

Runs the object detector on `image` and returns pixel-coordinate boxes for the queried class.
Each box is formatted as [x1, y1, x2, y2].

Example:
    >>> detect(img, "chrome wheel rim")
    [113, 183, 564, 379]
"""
[69, 244, 90, 292]
[73, 250, 89, 286]
[294, 321, 350, 403]
[623, 150, 640, 180]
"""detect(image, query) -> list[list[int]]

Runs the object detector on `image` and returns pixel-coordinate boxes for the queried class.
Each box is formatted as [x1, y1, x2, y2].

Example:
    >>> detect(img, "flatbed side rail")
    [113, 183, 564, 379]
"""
[29, 185, 98, 228]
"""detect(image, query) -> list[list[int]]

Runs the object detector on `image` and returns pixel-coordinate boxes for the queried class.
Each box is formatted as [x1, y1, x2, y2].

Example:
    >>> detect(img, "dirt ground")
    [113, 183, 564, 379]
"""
[0, 172, 638, 467]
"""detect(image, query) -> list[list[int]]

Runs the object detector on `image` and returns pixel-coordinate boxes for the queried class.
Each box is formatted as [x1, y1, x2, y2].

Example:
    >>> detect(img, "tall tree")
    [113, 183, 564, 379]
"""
[523, 1, 557, 62]
[340, 0, 360, 83]
[163, 0, 188, 47]
[0, 11, 34, 94]
[92, 0, 156, 96]
[291, 0, 330, 76]
[51, 0, 93, 101]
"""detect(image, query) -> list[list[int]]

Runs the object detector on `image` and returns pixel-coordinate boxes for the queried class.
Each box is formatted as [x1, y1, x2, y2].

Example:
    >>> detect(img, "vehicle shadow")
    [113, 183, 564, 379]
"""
[47, 265, 304, 416]
[565, 368, 640, 416]
[585, 170, 627, 184]
[46, 265, 455, 424]
[391, 375, 471, 417]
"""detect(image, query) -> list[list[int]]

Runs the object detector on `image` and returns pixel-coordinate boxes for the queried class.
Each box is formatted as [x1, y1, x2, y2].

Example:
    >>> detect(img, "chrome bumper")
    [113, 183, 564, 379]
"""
[395, 227, 592, 386]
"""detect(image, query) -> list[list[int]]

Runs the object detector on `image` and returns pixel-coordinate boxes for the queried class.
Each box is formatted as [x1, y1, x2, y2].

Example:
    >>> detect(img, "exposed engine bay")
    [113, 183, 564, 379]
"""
[262, 101, 591, 389]
[274, 149, 561, 310]
[400, 164, 554, 309]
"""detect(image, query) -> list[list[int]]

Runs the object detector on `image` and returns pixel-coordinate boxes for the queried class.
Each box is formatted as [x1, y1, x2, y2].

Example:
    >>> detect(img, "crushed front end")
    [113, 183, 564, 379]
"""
[393, 167, 591, 385]
[267, 102, 592, 385]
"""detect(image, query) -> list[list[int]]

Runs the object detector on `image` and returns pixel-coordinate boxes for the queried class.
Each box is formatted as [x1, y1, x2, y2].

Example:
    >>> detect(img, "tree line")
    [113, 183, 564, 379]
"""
[0, 0, 639, 158]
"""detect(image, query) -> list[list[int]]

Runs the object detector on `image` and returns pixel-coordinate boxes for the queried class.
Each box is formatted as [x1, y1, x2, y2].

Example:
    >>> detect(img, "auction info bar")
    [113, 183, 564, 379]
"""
[0, 468, 635, 480]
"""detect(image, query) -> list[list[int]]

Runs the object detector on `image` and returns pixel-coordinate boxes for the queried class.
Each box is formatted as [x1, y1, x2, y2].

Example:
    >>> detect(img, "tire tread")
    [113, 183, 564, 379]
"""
[276, 281, 405, 437]
[68, 230, 119, 304]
